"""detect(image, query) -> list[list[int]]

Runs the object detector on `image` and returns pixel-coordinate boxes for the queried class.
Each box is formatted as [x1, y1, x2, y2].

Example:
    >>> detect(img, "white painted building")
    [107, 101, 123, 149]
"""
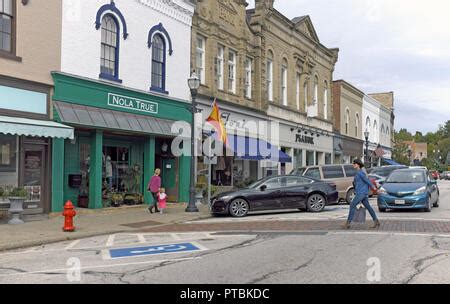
[362, 94, 394, 165]
[362, 94, 381, 165]
[61, 0, 195, 101]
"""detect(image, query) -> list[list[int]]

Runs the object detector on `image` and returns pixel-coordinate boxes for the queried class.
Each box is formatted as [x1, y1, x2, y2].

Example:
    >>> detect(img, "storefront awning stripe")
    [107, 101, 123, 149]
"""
[227, 134, 292, 163]
[54, 101, 177, 137]
[0, 115, 74, 139]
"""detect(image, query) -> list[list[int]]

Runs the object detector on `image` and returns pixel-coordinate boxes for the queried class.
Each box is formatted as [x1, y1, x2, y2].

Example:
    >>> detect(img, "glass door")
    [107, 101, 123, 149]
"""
[23, 145, 45, 212]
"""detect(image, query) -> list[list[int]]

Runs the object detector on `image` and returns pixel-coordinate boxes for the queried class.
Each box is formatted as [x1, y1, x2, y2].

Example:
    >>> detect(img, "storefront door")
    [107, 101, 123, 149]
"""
[23, 145, 46, 214]
[162, 158, 177, 202]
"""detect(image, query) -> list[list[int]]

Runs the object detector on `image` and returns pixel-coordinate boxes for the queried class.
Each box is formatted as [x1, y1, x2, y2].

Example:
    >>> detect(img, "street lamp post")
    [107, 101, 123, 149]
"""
[186, 72, 200, 213]
[364, 130, 370, 168]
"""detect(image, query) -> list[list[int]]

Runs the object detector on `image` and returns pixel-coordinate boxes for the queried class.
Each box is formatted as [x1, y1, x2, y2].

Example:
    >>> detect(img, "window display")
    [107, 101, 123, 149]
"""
[0, 134, 18, 188]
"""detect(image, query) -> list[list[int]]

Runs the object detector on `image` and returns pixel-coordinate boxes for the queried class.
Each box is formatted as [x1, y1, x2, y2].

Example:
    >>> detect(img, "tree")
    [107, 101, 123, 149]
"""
[414, 131, 424, 142]
[395, 129, 413, 142]
[392, 141, 410, 165]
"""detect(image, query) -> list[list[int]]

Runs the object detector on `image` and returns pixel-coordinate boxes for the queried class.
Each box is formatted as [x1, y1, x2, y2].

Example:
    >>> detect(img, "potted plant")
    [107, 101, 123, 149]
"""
[6, 187, 28, 225]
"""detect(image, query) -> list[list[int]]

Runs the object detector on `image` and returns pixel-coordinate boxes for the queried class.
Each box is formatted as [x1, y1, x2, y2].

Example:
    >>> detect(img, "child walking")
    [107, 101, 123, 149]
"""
[157, 188, 167, 214]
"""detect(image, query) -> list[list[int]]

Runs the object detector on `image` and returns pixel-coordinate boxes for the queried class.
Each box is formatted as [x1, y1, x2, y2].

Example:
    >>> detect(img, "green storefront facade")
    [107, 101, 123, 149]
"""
[51, 72, 192, 212]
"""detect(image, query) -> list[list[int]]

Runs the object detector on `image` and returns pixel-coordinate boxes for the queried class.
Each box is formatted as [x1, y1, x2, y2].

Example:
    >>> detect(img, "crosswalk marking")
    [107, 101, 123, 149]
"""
[64, 240, 81, 250]
[106, 235, 116, 247]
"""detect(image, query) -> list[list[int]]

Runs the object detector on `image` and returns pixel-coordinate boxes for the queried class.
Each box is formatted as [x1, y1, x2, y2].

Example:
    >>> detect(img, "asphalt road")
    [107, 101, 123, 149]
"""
[0, 180, 449, 284]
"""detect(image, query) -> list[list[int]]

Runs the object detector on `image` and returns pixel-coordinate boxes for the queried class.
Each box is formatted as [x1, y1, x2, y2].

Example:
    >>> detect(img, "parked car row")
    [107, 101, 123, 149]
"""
[209, 164, 442, 217]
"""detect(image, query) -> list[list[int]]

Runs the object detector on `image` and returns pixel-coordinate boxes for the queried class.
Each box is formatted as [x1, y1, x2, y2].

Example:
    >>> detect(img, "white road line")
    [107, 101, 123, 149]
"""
[0, 257, 202, 278]
[106, 235, 115, 247]
[171, 233, 181, 240]
[137, 234, 146, 244]
[64, 240, 81, 250]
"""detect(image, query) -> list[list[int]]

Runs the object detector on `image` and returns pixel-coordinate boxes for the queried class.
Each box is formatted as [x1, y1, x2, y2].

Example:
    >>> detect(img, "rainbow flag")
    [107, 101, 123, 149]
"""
[206, 99, 228, 146]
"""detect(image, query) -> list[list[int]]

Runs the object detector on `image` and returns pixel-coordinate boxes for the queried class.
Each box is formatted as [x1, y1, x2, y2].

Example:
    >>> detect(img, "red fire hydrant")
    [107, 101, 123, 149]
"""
[62, 201, 76, 232]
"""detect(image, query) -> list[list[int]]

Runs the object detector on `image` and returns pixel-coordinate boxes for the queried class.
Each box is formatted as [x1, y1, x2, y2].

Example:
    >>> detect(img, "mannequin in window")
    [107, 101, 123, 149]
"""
[105, 155, 113, 191]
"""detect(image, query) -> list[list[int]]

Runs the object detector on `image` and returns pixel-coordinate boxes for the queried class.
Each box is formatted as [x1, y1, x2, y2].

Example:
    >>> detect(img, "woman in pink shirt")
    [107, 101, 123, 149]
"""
[147, 168, 161, 213]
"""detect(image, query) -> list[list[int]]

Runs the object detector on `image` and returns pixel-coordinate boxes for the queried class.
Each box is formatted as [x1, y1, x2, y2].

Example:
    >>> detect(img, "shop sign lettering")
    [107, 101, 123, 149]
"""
[108, 93, 158, 114]
[296, 134, 315, 145]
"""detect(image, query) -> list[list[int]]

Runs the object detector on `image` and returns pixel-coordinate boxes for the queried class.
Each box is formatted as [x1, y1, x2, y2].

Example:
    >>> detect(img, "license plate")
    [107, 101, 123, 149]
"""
[395, 200, 406, 205]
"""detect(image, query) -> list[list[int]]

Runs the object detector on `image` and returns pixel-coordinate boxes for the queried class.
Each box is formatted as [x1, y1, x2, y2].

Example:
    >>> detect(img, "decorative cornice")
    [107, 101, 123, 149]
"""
[138, 0, 195, 26]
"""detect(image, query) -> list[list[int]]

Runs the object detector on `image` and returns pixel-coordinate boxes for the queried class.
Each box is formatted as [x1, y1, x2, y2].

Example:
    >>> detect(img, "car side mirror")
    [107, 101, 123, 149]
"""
[260, 185, 267, 191]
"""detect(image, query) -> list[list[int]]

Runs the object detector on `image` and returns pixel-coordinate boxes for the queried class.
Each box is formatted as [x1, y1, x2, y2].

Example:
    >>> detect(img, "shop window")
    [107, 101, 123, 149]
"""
[0, 134, 18, 191]
[322, 166, 345, 179]
[103, 146, 129, 192]
[294, 149, 303, 169]
[325, 153, 332, 165]
[306, 150, 315, 166]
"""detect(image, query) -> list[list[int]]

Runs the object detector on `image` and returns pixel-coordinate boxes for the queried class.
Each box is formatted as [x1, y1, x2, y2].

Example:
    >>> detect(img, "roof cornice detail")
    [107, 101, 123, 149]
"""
[137, 0, 195, 26]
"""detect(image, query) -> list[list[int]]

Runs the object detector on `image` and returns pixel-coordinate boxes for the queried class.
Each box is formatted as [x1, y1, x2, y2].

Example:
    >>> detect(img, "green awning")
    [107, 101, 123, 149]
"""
[0, 115, 74, 139]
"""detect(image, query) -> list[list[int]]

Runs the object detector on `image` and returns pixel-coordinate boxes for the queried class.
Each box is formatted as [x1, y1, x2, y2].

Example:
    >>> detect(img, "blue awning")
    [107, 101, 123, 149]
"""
[227, 134, 292, 163]
[383, 158, 401, 166]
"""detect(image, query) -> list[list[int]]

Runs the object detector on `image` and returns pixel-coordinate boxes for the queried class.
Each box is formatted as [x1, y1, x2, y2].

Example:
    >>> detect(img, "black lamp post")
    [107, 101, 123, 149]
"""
[186, 72, 200, 213]
[407, 147, 412, 166]
[364, 130, 370, 167]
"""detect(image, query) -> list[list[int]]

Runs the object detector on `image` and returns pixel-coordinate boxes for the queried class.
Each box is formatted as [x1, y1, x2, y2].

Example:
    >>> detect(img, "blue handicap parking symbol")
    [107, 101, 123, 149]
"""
[109, 242, 201, 259]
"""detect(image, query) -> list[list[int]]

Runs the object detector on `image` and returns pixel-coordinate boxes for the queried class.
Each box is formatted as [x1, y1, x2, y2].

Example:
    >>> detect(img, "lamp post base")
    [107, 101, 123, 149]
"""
[185, 205, 199, 212]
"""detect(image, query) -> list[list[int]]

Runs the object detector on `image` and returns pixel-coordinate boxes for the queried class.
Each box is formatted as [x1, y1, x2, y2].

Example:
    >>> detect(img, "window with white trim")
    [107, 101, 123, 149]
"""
[267, 59, 273, 101]
[355, 113, 360, 137]
[304, 81, 308, 111]
[324, 81, 328, 120]
[244, 57, 252, 99]
[215, 45, 224, 90]
[281, 60, 288, 106]
[296, 73, 301, 110]
[228, 50, 236, 94]
[0, 0, 13, 53]
[196, 35, 206, 84]
[345, 108, 350, 135]
[314, 76, 319, 112]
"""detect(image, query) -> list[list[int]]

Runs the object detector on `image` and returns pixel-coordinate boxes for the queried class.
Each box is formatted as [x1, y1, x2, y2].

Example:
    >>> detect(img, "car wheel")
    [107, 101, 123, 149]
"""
[424, 197, 432, 212]
[346, 189, 355, 204]
[307, 194, 326, 213]
[378, 207, 386, 213]
[433, 196, 440, 208]
[229, 199, 249, 217]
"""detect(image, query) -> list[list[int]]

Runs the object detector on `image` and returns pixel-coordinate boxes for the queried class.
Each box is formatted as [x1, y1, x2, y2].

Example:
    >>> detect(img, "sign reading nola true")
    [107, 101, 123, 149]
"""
[108, 93, 159, 115]
[295, 134, 315, 145]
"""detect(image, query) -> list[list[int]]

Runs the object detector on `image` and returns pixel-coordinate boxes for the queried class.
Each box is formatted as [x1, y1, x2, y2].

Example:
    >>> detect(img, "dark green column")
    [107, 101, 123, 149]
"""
[51, 138, 65, 212]
[178, 155, 191, 203]
[144, 136, 156, 205]
[89, 130, 103, 209]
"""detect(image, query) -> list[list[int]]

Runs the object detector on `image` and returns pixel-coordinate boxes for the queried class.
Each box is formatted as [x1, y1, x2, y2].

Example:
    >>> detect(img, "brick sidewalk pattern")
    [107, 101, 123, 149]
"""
[139, 220, 450, 234]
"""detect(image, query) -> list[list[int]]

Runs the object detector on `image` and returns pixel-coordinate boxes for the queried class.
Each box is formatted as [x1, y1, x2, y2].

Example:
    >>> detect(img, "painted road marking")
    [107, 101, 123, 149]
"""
[106, 235, 116, 247]
[106, 242, 206, 260]
[64, 240, 81, 250]
[137, 234, 146, 244]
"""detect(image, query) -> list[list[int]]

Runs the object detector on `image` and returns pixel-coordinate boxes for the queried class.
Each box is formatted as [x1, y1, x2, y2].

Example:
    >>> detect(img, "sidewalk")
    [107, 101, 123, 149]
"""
[0, 203, 211, 252]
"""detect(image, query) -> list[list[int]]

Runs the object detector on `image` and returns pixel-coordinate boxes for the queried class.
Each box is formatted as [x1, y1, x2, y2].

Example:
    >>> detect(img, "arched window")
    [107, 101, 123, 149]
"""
[151, 34, 166, 92]
[355, 113, 360, 137]
[281, 58, 288, 106]
[373, 120, 378, 142]
[366, 116, 371, 129]
[266, 50, 274, 101]
[323, 81, 328, 120]
[304, 81, 308, 112]
[314, 76, 319, 108]
[345, 108, 350, 135]
[100, 15, 120, 81]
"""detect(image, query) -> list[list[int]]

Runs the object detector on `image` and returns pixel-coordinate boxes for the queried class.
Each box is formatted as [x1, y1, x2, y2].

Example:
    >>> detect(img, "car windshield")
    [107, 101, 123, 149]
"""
[386, 171, 425, 183]
[247, 180, 265, 189]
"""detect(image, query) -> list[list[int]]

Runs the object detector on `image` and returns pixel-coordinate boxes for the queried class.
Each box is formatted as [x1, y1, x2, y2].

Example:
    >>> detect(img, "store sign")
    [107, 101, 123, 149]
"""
[295, 134, 315, 145]
[108, 93, 158, 114]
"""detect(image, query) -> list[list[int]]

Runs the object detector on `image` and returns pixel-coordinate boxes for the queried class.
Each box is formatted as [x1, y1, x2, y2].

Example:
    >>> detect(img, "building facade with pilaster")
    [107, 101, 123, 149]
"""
[51, 0, 196, 211]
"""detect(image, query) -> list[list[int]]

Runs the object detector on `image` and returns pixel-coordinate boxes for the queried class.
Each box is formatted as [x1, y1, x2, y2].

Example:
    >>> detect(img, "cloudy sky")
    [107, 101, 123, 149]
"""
[247, 0, 450, 134]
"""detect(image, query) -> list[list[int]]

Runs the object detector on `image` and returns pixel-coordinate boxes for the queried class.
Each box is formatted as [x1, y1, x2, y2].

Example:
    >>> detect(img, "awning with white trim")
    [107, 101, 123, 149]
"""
[0, 115, 74, 139]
